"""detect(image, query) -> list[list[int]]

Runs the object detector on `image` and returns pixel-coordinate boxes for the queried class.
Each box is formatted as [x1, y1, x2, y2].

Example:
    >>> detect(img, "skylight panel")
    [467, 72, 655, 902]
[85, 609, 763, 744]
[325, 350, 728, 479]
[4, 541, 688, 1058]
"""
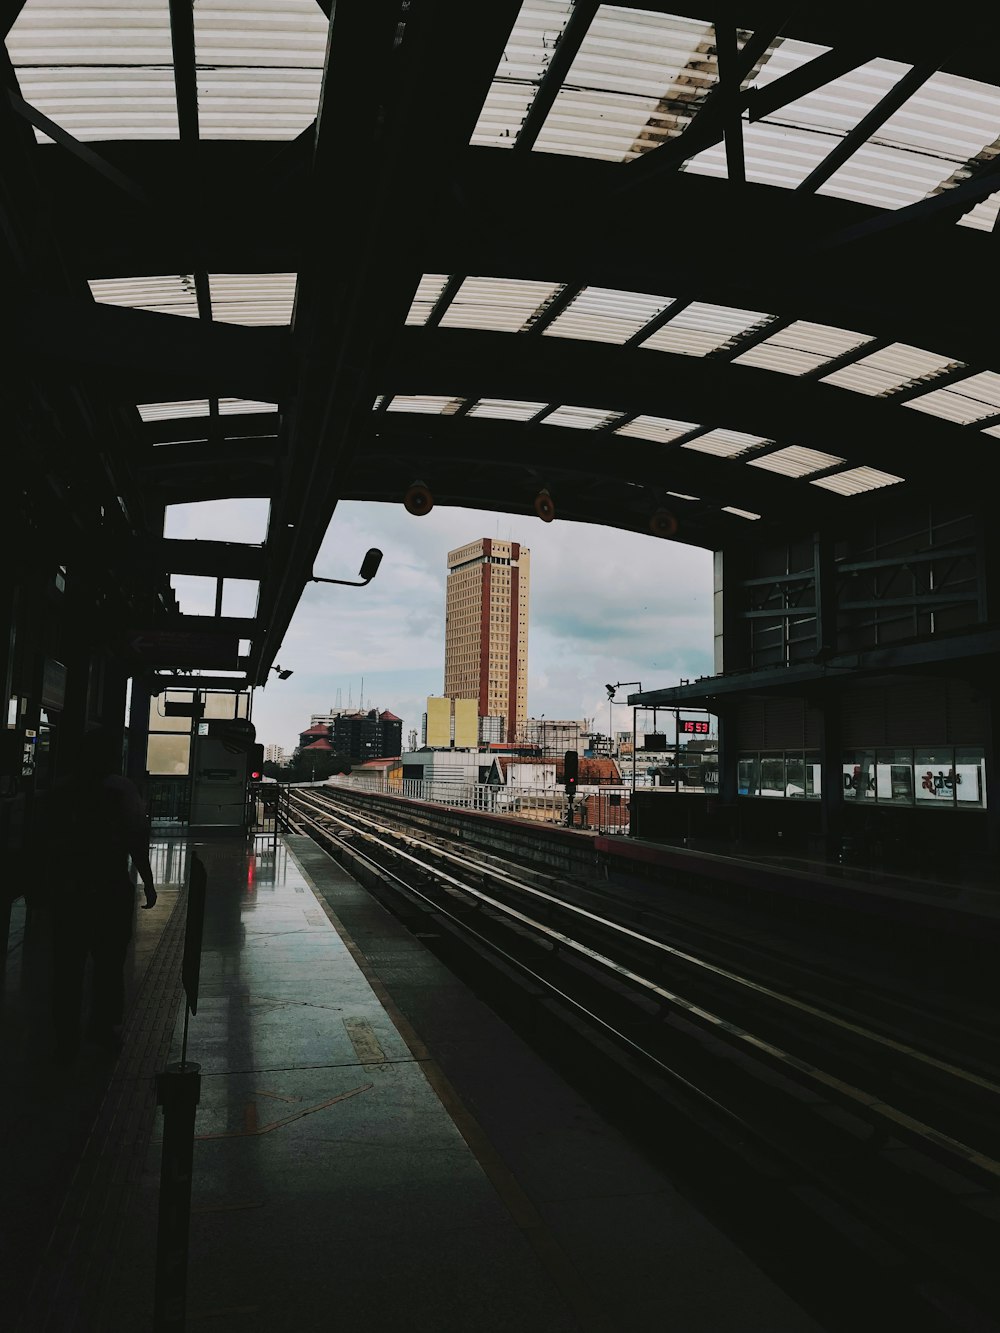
[7, 1, 179, 141]
[821, 72, 1000, 210]
[164, 497, 271, 543]
[468, 399, 549, 421]
[138, 401, 210, 422]
[385, 396, 467, 414]
[734, 321, 873, 375]
[747, 445, 845, 477]
[405, 274, 451, 326]
[722, 506, 761, 520]
[218, 399, 279, 415]
[194, 2, 328, 139]
[641, 303, 773, 357]
[532, 7, 716, 161]
[822, 344, 959, 396]
[616, 415, 699, 444]
[543, 287, 673, 344]
[902, 371, 1000, 424]
[470, 1, 575, 148]
[811, 466, 903, 496]
[682, 429, 769, 458]
[208, 274, 297, 325]
[89, 275, 199, 318]
[439, 277, 565, 332]
[542, 405, 623, 430]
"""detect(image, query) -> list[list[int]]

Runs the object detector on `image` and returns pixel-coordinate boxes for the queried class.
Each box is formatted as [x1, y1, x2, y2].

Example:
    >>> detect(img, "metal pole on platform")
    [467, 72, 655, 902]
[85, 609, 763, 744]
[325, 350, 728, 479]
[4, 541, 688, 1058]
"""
[153, 855, 207, 1332]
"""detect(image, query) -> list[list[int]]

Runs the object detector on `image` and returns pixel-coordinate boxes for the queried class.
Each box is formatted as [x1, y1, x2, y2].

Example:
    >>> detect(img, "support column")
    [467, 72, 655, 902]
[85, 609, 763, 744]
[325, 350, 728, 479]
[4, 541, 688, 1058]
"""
[819, 694, 844, 859]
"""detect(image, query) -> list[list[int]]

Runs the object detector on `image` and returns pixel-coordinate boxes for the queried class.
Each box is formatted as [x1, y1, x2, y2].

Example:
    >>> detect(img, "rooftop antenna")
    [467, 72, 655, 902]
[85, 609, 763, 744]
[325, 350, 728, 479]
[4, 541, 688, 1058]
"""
[335, 688, 342, 709]
[360, 676, 364, 711]
[348, 683, 352, 708]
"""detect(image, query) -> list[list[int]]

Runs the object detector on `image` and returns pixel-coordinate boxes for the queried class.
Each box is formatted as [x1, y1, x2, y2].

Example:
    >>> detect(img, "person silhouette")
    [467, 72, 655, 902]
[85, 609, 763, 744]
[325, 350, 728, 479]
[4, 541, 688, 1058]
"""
[44, 728, 157, 1059]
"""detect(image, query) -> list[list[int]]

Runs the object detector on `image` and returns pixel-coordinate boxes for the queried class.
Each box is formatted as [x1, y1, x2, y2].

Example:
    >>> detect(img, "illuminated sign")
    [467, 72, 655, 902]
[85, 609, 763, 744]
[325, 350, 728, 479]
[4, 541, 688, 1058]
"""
[679, 720, 710, 735]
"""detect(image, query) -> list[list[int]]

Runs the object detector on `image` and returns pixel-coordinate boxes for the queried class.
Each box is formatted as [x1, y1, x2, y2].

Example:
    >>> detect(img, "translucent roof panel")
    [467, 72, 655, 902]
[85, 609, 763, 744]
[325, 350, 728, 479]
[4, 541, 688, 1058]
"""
[208, 274, 297, 325]
[682, 428, 770, 458]
[543, 287, 674, 344]
[164, 497, 271, 543]
[468, 399, 549, 421]
[219, 399, 279, 415]
[810, 466, 904, 496]
[405, 274, 451, 326]
[532, 7, 716, 162]
[470, 1, 575, 149]
[820, 72, 1000, 210]
[7, 1, 179, 141]
[641, 303, 773, 357]
[89, 275, 199, 318]
[615, 414, 700, 444]
[734, 321, 873, 376]
[195, 68, 324, 140]
[384, 396, 467, 415]
[722, 506, 761, 520]
[902, 371, 1000, 424]
[542, 405, 623, 430]
[138, 401, 210, 422]
[438, 277, 565, 332]
[822, 343, 960, 396]
[747, 445, 846, 477]
[683, 45, 1000, 214]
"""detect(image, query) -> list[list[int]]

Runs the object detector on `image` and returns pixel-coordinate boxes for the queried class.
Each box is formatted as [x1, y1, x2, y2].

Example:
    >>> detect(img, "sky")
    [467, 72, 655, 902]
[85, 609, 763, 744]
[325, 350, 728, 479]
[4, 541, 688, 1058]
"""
[164, 498, 715, 753]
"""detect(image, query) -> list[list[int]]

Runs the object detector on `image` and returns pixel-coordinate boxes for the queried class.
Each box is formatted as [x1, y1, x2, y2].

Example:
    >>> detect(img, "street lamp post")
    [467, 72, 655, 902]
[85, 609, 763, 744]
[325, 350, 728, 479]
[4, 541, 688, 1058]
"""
[605, 681, 642, 805]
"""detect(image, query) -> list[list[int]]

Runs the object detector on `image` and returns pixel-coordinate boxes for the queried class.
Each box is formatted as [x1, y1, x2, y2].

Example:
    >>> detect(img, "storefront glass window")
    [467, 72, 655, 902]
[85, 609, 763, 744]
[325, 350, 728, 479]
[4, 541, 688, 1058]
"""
[759, 753, 785, 798]
[876, 749, 914, 805]
[738, 755, 759, 796]
[804, 753, 821, 799]
[915, 748, 957, 807]
[843, 750, 875, 801]
[785, 753, 805, 799]
[954, 748, 986, 808]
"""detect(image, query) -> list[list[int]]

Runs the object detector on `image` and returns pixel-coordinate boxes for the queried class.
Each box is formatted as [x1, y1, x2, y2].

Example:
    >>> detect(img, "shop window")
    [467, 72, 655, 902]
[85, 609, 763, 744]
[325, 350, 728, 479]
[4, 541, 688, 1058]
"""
[759, 753, 785, 798]
[876, 749, 914, 805]
[955, 748, 987, 808]
[785, 753, 805, 799]
[843, 750, 875, 801]
[915, 748, 958, 807]
[738, 755, 759, 796]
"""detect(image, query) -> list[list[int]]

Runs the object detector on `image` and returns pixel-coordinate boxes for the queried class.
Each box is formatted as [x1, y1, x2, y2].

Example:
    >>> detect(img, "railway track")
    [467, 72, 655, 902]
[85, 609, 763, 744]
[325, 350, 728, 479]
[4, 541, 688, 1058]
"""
[286, 786, 1000, 1331]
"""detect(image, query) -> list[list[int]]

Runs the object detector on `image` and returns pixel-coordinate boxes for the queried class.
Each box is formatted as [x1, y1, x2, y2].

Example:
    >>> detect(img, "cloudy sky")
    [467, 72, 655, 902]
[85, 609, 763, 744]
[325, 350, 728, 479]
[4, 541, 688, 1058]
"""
[165, 498, 715, 752]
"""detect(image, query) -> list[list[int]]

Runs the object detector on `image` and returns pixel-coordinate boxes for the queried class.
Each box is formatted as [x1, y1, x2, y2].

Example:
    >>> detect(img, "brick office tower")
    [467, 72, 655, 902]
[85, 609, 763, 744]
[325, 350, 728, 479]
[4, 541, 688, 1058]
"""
[444, 539, 530, 744]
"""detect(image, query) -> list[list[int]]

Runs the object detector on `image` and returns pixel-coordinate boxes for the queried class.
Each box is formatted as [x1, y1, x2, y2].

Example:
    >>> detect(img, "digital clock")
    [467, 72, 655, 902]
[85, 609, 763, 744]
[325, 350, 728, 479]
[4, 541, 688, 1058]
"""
[680, 720, 710, 735]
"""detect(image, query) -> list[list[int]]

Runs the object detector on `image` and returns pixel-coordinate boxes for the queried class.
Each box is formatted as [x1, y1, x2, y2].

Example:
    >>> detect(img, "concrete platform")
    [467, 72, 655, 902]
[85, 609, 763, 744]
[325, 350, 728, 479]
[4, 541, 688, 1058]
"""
[7, 832, 822, 1331]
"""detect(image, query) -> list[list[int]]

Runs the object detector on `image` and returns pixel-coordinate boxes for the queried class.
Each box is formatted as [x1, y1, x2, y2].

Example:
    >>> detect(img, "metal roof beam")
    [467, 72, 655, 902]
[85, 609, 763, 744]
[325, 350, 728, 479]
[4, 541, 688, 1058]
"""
[158, 538, 267, 580]
[514, 0, 599, 153]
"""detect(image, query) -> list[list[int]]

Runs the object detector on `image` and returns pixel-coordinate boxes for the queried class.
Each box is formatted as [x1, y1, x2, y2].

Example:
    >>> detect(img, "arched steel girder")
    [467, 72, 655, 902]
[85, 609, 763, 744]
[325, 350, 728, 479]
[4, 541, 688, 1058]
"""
[33, 145, 1000, 372]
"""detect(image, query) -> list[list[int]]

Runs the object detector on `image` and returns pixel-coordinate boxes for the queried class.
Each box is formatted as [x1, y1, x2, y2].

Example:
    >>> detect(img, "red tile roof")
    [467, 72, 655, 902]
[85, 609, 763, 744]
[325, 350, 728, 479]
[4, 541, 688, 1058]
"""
[300, 724, 330, 736]
[379, 710, 402, 722]
[302, 738, 334, 750]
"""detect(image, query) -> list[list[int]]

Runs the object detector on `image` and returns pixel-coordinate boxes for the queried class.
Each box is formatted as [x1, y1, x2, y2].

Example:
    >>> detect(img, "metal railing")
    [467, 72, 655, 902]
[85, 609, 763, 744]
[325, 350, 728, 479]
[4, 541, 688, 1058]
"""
[146, 777, 192, 826]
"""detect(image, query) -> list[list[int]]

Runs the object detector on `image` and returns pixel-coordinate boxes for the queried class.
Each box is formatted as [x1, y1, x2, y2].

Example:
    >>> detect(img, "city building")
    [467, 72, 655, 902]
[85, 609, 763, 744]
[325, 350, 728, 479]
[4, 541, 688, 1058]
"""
[517, 718, 592, 757]
[264, 744, 289, 765]
[444, 538, 530, 743]
[424, 696, 478, 748]
[331, 709, 402, 762]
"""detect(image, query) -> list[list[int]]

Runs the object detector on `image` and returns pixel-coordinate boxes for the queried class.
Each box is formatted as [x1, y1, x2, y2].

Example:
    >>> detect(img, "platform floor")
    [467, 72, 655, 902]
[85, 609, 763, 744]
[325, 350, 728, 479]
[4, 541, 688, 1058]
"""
[5, 833, 821, 1332]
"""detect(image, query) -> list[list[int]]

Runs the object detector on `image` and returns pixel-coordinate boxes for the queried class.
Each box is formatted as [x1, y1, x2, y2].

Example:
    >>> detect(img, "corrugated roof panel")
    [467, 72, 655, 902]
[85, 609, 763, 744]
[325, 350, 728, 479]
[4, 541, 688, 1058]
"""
[982, 423, 1000, 438]
[7, 0, 178, 141]
[533, 7, 716, 161]
[405, 274, 451, 326]
[195, 68, 324, 140]
[89, 275, 199, 317]
[542, 404, 623, 429]
[811, 466, 904, 495]
[439, 277, 565, 332]
[138, 401, 210, 421]
[682, 428, 769, 458]
[747, 445, 846, 477]
[544, 287, 673, 343]
[195, 0, 327, 138]
[470, 0, 575, 148]
[903, 372, 1000, 423]
[385, 396, 467, 415]
[959, 195, 1000, 232]
[209, 273, 297, 324]
[641, 302, 773, 357]
[821, 71, 1000, 209]
[822, 343, 959, 395]
[734, 320, 873, 375]
[616, 415, 699, 444]
[722, 506, 761, 520]
[219, 399, 279, 415]
[468, 399, 548, 421]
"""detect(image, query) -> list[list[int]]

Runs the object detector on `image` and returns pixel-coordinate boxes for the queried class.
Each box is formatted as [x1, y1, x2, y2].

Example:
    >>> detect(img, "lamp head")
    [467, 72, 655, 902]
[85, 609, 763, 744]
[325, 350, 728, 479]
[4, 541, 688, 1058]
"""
[359, 548, 383, 583]
[605, 684, 616, 700]
[272, 665, 293, 680]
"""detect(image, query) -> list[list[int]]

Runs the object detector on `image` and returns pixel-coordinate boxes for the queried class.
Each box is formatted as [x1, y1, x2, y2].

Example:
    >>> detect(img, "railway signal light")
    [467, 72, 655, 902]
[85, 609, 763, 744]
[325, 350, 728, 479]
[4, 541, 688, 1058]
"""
[564, 749, 579, 797]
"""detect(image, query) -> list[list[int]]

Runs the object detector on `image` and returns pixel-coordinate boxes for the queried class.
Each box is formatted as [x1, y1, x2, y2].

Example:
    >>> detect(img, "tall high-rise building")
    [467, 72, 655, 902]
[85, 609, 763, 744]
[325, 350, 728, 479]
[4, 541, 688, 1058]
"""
[444, 538, 530, 742]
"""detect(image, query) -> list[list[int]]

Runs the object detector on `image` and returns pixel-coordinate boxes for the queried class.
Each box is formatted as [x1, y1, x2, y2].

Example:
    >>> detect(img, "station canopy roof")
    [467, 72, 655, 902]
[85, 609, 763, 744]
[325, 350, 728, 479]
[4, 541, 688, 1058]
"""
[5, 2, 1000, 687]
